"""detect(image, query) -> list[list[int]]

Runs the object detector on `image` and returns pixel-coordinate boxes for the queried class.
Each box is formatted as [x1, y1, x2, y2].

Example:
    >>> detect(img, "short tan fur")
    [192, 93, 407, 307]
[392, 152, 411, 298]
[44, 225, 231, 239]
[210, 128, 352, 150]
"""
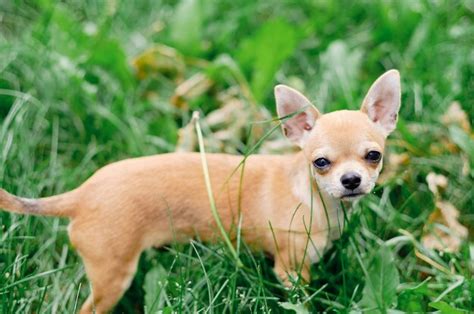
[0, 70, 401, 313]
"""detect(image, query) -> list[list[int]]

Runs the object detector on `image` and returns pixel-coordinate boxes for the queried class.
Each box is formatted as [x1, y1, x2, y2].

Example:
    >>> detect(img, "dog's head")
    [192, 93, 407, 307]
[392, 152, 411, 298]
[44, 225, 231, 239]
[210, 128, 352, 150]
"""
[275, 70, 401, 201]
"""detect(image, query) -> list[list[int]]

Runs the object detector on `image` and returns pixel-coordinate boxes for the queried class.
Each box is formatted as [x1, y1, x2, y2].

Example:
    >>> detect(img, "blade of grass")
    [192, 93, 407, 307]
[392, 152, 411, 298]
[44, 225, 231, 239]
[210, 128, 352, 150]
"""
[193, 111, 242, 267]
[0, 266, 70, 293]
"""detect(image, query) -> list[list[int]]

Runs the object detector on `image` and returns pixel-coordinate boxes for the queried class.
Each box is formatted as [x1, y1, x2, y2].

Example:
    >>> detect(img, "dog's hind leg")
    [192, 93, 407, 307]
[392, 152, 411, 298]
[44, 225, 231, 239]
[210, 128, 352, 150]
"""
[78, 251, 141, 314]
[69, 221, 144, 314]
[77, 241, 142, 314]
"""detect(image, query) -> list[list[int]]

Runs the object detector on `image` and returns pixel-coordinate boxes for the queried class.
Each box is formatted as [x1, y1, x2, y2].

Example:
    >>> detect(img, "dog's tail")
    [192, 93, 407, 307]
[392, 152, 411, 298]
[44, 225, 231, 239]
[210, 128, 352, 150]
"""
[0, 188, 78, 218]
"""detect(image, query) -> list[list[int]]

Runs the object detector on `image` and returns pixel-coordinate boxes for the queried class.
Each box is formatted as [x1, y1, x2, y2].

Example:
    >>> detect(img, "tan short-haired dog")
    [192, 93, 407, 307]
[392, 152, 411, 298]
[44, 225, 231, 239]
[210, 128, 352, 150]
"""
[0, 70, 401, 313]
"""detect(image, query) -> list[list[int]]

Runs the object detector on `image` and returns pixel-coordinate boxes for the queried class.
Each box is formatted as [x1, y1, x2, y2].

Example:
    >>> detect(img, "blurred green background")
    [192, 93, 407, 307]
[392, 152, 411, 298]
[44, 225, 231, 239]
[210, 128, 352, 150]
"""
[0, 0, 473, 313]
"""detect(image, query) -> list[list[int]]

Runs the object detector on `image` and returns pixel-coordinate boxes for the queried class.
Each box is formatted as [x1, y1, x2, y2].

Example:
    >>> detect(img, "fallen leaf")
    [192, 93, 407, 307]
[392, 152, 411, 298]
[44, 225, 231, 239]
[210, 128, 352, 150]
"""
[426, 172, 448, 195]
[175, 88, 272, 154]
[377, 152, 410, 183]
[441, 102, 471, 133]
[359, 244, 400, 312]
[205, 98, 245, 128]
[430, 138, 459, 155]
[421, 172, 469, 253]
[175, 117, 197, 152]
[171, 72, 213, 109]
[131, 44, 185, 81]
[422, 200, 468, 253]
[258, 137, 297, 154]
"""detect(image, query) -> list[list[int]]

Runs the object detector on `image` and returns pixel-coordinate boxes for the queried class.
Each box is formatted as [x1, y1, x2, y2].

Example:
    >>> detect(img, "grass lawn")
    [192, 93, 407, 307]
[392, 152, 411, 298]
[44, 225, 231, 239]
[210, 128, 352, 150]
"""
[0, 0, 473, 312]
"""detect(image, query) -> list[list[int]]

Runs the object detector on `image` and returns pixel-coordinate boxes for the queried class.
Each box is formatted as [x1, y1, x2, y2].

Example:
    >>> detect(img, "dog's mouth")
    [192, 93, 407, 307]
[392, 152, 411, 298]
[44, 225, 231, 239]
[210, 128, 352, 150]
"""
[340, 192, 364, 200]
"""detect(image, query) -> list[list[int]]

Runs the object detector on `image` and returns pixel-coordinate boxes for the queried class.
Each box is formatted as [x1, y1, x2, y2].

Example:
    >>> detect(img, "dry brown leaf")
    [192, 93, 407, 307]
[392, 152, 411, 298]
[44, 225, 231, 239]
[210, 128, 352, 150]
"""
[461, 154, 470, 177]
[258, 137, 297, 154]
[426, 172, 448, 195]
[132, 44, 185, 81]
[171, 73, 213, 109]
[175, 117, 223, 153]
[421, 172, 469, 253]
[430, 138, 460, 155]
[175, 90, 272, 154]
[422, 200, 469, 253]
[441, 101, 471, 132]
[205, 98, 245, 128]
[175, 118, 197, 153]
[206, 98, 253, 152]
[377, 152, 410, 183]
[389, 152, 410, 166]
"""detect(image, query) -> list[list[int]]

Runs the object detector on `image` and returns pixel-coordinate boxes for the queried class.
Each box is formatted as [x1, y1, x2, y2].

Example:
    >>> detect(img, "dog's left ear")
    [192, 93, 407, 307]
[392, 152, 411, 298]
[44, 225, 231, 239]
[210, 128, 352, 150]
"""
[361, 70, 401, 136]
[275, 85, 321, 148]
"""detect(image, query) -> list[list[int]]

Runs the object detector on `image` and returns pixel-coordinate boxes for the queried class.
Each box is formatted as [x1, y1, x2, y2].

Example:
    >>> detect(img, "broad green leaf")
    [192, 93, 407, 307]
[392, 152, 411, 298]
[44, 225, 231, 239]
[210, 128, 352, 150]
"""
[143, 264, 168, 313]
[429, 301, 467, 314]
[150, 114, 178, 145]
[41, 4, 89, 57]
[86, 38, 133, 89]
[318, 40, 363, 108]
[162, 307, 173, 314]
[279, 302, 310, 314]
[359, 244, 400, 313]
[236, 19, 300, 104]
[397, 289, 424, 312]
[397, 279, 432, 312]
[169, 0, 203, 56]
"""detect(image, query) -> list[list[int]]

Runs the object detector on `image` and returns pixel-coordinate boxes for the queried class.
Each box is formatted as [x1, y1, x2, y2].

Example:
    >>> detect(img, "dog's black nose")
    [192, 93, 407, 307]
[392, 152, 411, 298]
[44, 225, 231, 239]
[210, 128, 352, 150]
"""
[341, 172, 361, 190]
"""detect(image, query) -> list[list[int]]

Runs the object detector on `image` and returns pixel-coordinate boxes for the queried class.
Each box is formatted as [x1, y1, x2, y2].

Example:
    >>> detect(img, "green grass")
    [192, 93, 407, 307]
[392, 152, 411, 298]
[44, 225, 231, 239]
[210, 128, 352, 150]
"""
[0, 0, 473, 312]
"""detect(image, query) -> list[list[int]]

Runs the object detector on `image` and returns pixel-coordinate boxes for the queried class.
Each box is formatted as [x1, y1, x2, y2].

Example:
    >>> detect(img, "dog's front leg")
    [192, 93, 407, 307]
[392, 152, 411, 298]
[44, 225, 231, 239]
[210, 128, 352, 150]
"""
[274, 258, 311, 287]
[273, 242, 311, 287]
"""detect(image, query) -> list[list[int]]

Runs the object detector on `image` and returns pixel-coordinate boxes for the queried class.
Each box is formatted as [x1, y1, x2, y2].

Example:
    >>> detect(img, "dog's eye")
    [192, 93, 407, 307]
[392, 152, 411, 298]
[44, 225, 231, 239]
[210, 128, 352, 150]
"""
[313, 158, 331, 169]
[365, 151, 382, 163]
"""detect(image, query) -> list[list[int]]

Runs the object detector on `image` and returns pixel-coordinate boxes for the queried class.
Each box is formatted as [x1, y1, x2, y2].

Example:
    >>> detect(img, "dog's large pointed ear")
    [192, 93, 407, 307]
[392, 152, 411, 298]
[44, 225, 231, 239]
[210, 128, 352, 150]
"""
[275, 85, 321, 148]
[361, 70, 401, 136]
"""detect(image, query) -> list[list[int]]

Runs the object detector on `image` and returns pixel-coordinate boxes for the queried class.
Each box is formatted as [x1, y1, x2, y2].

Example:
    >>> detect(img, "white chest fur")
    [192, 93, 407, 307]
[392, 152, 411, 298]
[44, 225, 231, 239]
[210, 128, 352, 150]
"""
[305, 199, 347, 264]
[291, 170, 348, 264]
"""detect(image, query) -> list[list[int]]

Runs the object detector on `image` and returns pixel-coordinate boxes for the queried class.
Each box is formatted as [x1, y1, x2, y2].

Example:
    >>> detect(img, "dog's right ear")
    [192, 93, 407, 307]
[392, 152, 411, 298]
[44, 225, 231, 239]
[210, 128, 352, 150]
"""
[274, 85, 320, 148]
[360, 70, 401, 136]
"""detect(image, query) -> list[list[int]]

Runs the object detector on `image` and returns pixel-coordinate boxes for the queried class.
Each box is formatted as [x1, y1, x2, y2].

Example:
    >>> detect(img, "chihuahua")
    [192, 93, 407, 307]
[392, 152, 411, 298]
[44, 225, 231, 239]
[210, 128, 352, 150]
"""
[0, 70, 400, 313]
